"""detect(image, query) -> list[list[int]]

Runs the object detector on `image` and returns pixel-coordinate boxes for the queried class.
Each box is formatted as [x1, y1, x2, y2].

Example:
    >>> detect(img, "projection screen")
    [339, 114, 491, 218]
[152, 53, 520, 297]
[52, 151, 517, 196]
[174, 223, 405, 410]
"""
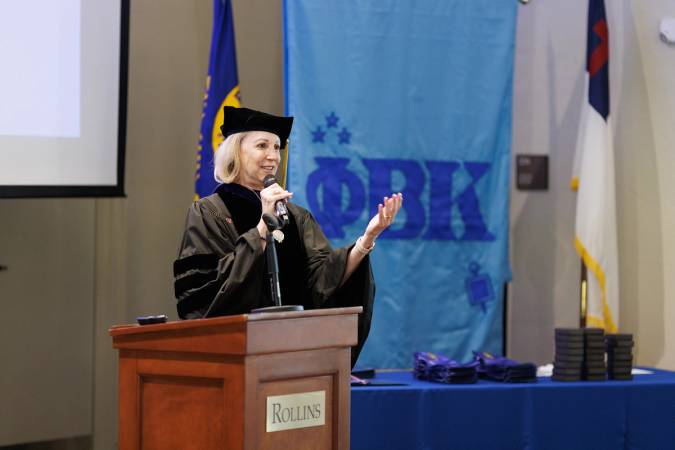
[0, 0, 128, 197]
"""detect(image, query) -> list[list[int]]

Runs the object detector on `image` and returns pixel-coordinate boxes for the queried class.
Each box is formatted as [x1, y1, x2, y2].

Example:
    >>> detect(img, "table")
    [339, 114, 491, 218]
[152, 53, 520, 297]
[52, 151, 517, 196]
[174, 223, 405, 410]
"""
[351, 369, 675, 450]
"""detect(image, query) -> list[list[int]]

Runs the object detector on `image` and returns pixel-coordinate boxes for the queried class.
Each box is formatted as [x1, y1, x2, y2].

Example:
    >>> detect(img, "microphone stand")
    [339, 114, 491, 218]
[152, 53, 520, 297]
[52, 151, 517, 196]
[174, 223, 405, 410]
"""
[265, 216, 282, 307]
[251, 214, 304, 314]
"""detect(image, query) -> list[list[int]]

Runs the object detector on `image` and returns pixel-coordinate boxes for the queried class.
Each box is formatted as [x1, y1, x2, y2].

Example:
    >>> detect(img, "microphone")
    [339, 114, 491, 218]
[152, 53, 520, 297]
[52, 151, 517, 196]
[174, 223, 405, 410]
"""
[263, 175, 289, 226]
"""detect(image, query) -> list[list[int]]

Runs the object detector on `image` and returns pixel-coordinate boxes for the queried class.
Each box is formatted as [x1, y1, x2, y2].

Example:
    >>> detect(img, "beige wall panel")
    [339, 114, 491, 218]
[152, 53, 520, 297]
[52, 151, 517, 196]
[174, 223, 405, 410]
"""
[123, 0, 212, 322]
[232, 0, 284, 114]
[0, 199, 94, 446]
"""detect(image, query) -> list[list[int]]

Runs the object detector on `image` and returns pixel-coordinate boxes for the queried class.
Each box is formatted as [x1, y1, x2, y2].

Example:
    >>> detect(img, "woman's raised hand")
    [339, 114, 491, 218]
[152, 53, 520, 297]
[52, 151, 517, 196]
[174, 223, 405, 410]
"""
[364, 193, 403, 241]
[343, 193, 403, 284]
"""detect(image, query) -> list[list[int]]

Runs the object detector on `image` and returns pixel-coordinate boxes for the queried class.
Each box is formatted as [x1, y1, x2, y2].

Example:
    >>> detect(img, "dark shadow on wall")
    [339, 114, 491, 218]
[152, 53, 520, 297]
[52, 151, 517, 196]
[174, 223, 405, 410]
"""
[544, 33, 587, 347]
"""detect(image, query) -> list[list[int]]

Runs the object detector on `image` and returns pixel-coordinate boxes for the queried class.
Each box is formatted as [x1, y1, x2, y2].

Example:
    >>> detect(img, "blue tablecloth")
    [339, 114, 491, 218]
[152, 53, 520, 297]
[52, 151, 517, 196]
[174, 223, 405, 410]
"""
[351, 369, 675, 450]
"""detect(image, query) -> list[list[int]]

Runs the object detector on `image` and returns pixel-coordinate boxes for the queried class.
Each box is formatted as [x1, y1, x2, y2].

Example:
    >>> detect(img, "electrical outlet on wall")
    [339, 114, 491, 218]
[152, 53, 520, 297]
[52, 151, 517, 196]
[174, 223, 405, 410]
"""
[516, 154, 549, 191]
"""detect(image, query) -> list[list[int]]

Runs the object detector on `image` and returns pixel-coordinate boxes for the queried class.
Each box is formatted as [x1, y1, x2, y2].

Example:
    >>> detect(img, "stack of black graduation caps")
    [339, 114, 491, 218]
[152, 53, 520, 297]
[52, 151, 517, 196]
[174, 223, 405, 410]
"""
[606, 333, 634, 380]
[553, 328, 585, 381]
[582, 328, 606, 380]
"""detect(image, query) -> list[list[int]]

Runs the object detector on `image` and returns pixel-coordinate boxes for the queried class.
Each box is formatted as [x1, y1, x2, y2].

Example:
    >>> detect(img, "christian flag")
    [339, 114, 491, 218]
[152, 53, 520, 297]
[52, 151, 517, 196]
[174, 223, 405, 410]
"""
[195, 0, 241, 199]
[571, 0, 618, 332]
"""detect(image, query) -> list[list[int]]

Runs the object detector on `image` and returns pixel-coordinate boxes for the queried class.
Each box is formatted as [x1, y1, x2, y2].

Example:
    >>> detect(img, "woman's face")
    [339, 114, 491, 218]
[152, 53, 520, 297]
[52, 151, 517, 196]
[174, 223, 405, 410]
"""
[237, 131, 281, 189]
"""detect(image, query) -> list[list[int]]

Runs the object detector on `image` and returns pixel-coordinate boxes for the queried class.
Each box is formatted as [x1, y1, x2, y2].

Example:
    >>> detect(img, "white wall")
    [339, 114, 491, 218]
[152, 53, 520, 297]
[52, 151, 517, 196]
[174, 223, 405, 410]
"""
[624, 0, 675, 369]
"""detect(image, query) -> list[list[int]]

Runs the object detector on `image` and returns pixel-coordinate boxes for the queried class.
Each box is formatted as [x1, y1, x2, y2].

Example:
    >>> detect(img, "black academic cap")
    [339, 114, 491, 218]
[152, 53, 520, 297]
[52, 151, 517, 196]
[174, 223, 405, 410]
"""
[220, 106, 294, 146]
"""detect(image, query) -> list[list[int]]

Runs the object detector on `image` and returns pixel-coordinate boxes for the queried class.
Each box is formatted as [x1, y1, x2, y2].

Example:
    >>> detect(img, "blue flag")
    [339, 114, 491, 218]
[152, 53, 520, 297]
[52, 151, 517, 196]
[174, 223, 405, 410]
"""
[195, 0, 240, 199]
[284, 0, 516, 368]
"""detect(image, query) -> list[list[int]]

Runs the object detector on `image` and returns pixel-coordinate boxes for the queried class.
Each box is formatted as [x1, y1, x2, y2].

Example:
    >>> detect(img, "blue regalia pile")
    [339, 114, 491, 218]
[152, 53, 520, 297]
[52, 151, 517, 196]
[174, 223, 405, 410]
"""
[413, 352, 537, 384]
[413, 352, 479, 384]
[473, 352, 538, 383]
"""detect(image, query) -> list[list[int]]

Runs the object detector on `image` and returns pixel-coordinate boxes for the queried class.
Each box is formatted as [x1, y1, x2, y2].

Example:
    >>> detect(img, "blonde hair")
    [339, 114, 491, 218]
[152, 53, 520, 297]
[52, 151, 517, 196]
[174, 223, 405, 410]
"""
[213, 132, 247, 184]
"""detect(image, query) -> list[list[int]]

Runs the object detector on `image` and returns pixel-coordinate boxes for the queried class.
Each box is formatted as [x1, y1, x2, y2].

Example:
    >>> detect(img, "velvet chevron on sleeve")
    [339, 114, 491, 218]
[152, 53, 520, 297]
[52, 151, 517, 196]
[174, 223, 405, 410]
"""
[173, 194, 268, 319]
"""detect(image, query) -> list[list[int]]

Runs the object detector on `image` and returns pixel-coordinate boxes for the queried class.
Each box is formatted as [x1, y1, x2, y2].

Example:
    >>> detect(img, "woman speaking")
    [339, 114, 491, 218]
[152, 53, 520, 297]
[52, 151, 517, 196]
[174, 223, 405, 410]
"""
[174, 106, 402, 365]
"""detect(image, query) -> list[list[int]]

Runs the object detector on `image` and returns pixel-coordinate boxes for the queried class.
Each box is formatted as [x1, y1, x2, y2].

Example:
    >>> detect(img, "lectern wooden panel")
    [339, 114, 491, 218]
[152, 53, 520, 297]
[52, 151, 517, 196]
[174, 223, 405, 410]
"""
[110, 307, 361, 450]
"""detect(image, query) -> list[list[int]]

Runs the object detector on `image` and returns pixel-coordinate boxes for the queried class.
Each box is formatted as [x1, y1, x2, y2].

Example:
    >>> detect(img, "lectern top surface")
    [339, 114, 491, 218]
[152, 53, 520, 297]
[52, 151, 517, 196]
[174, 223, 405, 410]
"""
[108, 306, 362, 337]
[247, 306, 362, 321]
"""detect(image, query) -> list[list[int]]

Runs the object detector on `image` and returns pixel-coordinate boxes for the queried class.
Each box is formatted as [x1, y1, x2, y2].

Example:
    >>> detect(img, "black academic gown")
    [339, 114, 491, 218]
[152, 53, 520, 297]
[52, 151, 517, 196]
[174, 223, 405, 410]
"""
[173, 183, 375, 367]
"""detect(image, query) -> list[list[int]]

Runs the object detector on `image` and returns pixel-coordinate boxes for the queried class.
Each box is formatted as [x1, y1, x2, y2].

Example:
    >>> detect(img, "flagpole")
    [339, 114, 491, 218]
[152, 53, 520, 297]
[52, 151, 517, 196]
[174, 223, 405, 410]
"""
[579, 260, 588, 327]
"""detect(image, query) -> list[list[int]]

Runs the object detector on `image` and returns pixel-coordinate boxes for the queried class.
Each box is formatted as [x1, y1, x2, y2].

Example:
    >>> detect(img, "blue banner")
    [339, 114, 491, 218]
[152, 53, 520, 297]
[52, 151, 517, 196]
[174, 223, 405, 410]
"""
[195, 0, 240, 199]
[284, 0, 516, 368]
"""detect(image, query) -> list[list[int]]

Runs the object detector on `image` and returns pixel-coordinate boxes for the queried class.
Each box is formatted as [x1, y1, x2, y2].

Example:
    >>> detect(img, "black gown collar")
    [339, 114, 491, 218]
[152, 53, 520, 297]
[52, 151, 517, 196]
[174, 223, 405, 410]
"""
[215, 183, 261, 235]
[216, 183, 261, 205]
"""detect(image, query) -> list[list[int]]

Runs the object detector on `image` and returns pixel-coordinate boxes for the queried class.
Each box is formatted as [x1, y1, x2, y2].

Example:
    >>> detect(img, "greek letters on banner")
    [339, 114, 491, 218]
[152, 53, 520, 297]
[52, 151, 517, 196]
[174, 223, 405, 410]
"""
[284, 0, 516, 367]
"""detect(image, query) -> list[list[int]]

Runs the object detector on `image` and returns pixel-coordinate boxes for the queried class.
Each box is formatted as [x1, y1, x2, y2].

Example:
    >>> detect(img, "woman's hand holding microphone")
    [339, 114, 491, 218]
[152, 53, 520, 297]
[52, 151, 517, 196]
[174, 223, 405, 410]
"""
[256, 182, 293, 241]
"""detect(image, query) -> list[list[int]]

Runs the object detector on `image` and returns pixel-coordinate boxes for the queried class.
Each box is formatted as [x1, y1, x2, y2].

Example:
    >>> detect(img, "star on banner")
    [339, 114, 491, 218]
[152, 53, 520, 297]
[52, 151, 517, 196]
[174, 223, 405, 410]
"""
[337, 127, 351, 145]
[311, 126, 326, 143]
[325, 112, 339, 128]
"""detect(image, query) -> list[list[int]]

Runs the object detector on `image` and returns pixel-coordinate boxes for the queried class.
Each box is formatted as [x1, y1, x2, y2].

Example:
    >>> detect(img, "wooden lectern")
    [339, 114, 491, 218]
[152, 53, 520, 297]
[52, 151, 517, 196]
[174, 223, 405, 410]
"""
[109, 307, 361, 450]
